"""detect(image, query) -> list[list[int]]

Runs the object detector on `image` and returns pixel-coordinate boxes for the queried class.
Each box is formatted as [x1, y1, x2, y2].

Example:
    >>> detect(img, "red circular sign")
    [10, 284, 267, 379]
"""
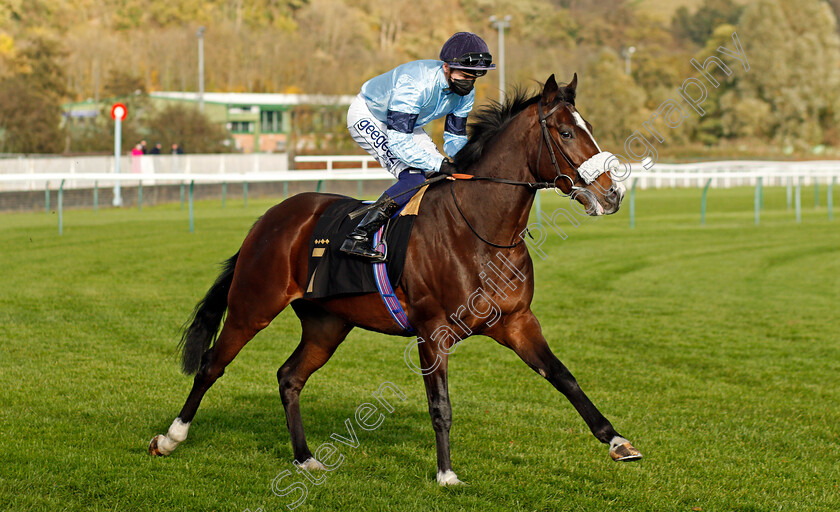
[111, 103, 128, 121]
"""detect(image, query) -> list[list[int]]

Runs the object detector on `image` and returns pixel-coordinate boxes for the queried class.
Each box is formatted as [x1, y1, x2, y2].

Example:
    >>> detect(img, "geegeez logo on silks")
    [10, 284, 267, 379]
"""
[355, 119, 389, 150]
[355, 118, 400, 169]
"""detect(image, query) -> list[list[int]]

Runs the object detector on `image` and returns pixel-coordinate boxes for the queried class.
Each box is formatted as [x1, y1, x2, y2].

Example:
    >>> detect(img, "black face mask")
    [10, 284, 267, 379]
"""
[448, 77, 475, 96]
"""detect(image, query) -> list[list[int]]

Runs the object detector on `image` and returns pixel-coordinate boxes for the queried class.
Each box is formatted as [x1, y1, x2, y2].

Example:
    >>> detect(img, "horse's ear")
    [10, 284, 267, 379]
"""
[542, 74, 559, 104]
[567, 73, 578, 91]
[565, 72, 578, 105]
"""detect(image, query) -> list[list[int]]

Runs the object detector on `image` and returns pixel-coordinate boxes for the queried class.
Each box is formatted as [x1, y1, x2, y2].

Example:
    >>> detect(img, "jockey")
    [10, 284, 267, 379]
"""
[340, 31, 495, 262]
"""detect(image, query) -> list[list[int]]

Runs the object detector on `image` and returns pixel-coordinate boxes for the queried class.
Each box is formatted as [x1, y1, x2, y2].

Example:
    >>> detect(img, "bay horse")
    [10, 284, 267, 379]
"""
[149, 74, 641, 485]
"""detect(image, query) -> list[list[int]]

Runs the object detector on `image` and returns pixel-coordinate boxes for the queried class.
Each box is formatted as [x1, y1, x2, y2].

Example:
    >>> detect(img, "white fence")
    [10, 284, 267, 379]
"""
[1, 154, 837, 234]
[2, 154, 840, 193]
[630, 159, 840, 188]
[0, 153, 293, 192]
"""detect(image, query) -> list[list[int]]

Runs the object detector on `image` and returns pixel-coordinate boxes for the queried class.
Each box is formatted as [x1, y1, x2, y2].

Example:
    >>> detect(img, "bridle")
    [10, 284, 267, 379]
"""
[450, 98, 606, 248]
[536, 99, 590, 197]
[453, 99, 605, 194]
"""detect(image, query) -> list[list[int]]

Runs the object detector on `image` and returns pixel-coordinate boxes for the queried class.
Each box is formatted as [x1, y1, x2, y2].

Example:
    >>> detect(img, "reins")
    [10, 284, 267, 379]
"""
[449, 180, 523, 248]
[449, 173, 555, 189]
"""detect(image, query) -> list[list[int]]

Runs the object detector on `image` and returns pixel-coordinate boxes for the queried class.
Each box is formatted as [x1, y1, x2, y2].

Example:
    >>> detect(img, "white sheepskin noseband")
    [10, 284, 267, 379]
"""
[577, 151, 618, 184]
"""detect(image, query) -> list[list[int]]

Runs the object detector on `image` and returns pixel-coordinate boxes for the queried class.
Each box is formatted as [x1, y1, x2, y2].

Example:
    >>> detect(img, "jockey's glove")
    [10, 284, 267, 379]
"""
[437, 159, 457, 176]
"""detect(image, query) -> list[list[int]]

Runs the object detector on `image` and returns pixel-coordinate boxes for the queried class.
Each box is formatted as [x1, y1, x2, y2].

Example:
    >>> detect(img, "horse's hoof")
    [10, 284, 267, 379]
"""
[299, 458, 326, 471]
[436, 470, 465, 486]
[149, 435, 166, 456]
[609, 441, 642, 462]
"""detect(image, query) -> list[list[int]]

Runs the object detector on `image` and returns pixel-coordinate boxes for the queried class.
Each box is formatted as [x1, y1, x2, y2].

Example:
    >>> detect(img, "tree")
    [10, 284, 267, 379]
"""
[145, 104, 231, 153]
[735, 0, 840, 148]
[672, 0, 744, 47]
[0, 34, 67, 153]
[690, 24, 741, 145]
[574, 49, 649, 150]
[103, 69, 146, 97]
[16, 35, 68, 100]
[828, 0, 840, 32]
[0, 75, 63, 153]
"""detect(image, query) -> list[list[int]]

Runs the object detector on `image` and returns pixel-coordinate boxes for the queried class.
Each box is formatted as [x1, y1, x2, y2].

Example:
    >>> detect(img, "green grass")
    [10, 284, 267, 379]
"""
[1, 186, 839, 512]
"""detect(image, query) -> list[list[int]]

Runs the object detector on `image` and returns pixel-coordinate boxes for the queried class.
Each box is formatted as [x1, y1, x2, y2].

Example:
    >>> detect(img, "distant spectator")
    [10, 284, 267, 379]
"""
[150, 142, 162, 155]
[131, 143, 143, 173]
[171, 143, 184, 155]
[140, 139, 148, 154]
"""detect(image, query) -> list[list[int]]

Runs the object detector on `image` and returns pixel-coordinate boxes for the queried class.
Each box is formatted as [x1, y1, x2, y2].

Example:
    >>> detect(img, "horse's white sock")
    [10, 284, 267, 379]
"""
[157, 418, 191, 455]
[436, 470, 462, 486]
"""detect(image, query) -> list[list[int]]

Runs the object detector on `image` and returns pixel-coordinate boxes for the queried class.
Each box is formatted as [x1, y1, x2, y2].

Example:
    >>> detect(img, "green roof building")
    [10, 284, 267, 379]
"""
[63, 92, 355, 153]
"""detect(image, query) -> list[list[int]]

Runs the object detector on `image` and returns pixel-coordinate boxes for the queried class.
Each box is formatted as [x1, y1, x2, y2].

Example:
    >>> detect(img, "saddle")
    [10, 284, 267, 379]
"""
[304, 186, 428, 299]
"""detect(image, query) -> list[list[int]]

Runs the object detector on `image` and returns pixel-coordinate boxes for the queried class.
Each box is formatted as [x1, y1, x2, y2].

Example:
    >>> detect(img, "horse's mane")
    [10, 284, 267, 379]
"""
[453, 83, 575, 171]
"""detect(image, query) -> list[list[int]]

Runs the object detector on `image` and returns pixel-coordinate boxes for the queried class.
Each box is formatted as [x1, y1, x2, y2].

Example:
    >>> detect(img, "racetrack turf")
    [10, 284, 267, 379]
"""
[1, 185, 838, 511]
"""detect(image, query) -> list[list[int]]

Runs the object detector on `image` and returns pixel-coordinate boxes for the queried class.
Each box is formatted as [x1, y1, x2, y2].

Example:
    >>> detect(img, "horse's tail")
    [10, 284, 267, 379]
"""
[178, 252, 239, 375]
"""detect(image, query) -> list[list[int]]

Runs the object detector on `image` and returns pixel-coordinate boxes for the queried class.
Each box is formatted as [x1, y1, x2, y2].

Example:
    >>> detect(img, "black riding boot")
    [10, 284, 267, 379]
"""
[340, 194, 400, 262]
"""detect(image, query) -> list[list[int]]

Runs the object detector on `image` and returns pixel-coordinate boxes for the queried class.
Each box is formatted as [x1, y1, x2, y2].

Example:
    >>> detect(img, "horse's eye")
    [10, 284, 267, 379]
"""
[560, 131, 573, 139]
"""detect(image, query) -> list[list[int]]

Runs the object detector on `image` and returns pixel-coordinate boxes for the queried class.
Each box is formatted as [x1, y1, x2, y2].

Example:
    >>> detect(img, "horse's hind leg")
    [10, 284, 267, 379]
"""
[278, 300, 352, 468]
[149, 314, 265, 456]
[149, 283, 293, 456]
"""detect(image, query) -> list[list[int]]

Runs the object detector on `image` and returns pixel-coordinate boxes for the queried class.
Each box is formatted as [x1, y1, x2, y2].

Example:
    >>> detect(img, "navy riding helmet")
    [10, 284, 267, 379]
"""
[440, 32, 496, 76]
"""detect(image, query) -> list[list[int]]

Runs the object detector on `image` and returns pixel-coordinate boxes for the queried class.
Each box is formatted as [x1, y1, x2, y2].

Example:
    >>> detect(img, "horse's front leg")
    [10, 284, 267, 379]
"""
[487, 311, 642, 462]
[415, 335, 463, 486]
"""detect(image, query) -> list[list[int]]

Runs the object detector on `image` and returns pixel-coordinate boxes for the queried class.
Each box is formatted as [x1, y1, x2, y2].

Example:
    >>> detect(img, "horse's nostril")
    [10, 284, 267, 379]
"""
[605, 185, 624, 205]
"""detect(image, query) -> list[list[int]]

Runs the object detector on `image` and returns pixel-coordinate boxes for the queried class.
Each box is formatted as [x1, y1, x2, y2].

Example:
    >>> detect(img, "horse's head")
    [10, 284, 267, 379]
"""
[531, 74, 625, 216]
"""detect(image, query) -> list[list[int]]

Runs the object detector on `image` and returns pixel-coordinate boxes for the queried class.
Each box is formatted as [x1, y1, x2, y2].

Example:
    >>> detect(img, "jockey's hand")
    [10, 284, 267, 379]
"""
[437, 159, 457, 176]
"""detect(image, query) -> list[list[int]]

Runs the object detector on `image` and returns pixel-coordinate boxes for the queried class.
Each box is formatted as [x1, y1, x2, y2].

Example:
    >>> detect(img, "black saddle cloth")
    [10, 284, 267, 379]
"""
[304, 198, 416, 299]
